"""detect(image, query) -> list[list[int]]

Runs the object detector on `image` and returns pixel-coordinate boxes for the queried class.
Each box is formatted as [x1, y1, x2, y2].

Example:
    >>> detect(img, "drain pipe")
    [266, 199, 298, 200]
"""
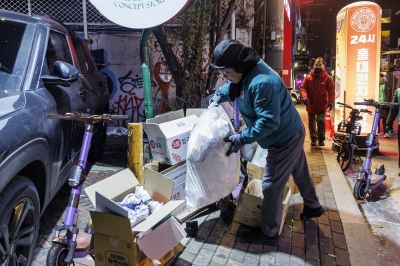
[140, 28, 154, 119]
[82, 0, 88, 42]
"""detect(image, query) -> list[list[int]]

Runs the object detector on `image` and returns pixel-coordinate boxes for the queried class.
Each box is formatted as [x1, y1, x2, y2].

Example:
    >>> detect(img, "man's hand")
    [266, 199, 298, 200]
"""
[303, 98, 309, 105]
[223, 133, 245, 156]
[327, 103, 333, 111]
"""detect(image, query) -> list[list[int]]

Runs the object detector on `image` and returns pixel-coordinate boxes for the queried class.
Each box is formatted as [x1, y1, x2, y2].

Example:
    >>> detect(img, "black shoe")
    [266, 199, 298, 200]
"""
[300, 205, 326, 220]
[318, 141, 325, 146]
[242, 229, 279, 246]
[311, 141, 317, 146]
[218, 201, 236, 224]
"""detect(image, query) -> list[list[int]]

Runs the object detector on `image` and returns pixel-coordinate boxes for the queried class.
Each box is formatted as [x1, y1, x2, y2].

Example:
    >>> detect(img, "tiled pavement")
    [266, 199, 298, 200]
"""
[32, 105, 375, 266]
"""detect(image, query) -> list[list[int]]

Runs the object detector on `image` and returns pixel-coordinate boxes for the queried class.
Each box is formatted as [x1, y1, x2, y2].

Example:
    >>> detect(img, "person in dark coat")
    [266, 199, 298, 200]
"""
[300, 57, 335, 146]
[378, 73, 392, 137]
[210, 39, 325, 246]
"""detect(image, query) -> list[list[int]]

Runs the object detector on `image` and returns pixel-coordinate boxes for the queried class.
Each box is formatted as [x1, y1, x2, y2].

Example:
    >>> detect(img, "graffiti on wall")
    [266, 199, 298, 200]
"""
[110, 70, 158, 125]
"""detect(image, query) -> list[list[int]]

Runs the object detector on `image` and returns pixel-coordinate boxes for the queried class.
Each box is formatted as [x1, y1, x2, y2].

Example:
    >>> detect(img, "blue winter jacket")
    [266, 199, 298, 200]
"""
[215, 60, 302, 149]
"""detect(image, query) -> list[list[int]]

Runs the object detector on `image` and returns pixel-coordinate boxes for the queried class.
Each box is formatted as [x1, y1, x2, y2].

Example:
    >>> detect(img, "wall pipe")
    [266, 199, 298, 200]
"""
[140, 28, 154, 119]
[82, 0, 88, 41]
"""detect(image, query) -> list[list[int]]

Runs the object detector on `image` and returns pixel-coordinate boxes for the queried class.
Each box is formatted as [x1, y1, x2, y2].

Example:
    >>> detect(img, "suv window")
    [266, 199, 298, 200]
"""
[0, 20, 34, 94]
[72, 39, 92, 75]
[45, 31, 73, 75]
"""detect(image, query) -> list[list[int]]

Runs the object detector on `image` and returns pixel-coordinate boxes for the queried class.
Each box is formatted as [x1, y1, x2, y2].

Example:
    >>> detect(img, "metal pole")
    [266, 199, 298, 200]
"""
[82, 0, 88, 41]
[230, 13, 236, 40]
[140, 28, 154, 119]
[263, 0, 267, 60]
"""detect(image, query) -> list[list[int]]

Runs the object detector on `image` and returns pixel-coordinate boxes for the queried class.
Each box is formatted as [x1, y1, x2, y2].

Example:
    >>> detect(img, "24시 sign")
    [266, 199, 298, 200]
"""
[90, 0, 190, 29]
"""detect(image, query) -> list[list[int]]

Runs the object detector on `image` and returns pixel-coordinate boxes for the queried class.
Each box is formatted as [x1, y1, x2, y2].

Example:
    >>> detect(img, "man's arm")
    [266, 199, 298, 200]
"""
[240, 82, 280, 144]
[327, 76, 336, 104]
[214, 82, 231, 103]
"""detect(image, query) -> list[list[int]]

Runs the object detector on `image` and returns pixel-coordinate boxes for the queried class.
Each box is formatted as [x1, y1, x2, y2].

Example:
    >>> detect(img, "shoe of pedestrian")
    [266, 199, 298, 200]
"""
[318, 141, 325, 146]
[300, 205, 326, 220]
[384, 133, 389, 138]
[242, 228, 279, 246]
[311, 141, 317, 146]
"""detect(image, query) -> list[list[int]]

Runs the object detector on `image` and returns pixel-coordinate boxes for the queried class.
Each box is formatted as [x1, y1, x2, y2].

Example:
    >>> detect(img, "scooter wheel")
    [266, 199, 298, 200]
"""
[46, 243, 75, 266]
[354, 180, 367, 200]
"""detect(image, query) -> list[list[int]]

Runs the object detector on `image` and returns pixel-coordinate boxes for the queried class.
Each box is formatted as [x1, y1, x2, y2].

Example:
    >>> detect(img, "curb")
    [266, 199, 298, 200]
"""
[321, 147, 381, 266]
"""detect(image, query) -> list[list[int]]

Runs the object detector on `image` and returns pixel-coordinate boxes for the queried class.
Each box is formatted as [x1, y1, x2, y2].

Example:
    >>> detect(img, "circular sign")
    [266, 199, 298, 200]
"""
[350, 7, 376, 32]
[89, 0, 190, 29]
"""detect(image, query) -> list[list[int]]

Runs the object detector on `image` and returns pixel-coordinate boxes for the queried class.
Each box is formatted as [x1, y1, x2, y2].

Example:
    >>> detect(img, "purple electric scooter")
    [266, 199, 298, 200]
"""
[45, 112, 129, 265]
[353, 99, 399, 200]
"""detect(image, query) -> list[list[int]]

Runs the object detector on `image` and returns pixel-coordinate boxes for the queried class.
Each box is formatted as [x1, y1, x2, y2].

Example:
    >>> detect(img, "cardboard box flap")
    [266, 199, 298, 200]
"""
[132, 200, 184, 233]
[158, 115, 198, 139]
[138, 216, 186, 261]
[146, 109, 184, 124]
[85, 168, 139, 207]
[95, 191, 129, 217]
[90, 211, 134, 243]
[186, 108, 205, 118]
[143, 167, 174, 203]
[159, 161, 186, 185]
[142, 123, 166, 138]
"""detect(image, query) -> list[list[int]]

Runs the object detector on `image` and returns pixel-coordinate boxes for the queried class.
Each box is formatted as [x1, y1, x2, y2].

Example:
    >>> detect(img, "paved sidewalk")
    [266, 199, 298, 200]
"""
[32, 105, 391, 266]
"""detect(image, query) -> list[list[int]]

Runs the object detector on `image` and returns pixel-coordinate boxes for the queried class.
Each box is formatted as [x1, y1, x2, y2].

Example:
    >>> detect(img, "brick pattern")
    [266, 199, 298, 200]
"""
[33, 110, 351, 266]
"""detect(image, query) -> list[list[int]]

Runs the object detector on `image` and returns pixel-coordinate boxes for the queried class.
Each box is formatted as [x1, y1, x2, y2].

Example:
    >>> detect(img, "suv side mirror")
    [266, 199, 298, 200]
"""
[42, 61, 80, 87]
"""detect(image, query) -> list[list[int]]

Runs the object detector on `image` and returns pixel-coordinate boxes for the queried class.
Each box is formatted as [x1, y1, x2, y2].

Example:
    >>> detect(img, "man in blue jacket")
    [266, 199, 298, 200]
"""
[211, 39, 325, 246]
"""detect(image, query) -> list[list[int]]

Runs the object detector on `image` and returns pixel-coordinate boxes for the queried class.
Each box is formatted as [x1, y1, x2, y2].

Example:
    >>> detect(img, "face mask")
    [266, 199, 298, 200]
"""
[314, 68, 323, 73]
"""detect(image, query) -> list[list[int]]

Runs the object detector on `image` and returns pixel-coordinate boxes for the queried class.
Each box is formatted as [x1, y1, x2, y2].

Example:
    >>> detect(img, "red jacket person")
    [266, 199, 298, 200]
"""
[300, 57, 335, 146]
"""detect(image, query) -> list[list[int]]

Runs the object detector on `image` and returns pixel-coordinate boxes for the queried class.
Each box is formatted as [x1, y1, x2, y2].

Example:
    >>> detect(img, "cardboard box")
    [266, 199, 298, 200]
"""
[240, 180, 291, 234]
[142, 110, 199, 165]
[246, 161, 296, 192]
[159, 161, 187, 200]
[84, 168, 186, 266]
[143, 162, 202, 223]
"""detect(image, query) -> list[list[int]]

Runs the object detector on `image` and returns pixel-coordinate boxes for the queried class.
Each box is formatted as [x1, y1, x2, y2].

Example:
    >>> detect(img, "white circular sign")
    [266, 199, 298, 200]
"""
[90, 0, 190, 29]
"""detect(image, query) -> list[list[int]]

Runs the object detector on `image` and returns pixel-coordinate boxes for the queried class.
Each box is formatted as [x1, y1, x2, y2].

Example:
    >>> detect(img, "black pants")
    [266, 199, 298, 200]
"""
[307, 112, 325, 142]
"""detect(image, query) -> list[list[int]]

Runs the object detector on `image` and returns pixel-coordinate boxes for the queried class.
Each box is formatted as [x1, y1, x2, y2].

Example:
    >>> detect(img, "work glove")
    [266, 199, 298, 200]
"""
[210, 93, 221, 105]
[327, 103, 333, 111]
[303, 98, 309, 106]
[223, 133, 245, 156]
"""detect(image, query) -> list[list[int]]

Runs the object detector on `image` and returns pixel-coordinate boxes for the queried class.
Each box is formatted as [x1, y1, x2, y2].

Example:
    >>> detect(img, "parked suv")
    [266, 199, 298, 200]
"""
[0, 10, 109, 265]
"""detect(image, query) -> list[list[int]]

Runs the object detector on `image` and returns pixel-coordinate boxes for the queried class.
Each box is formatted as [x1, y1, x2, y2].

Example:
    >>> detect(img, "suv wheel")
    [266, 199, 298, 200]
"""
[0, 176, 40, 265]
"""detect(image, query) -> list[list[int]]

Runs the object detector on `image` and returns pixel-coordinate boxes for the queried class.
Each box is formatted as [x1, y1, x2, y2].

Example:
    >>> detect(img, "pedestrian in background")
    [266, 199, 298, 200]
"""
[386, 87, 400, 175]
[300, 57, 335, 146]
[210, 39, 325, 246]
[378, 73, 392, 137]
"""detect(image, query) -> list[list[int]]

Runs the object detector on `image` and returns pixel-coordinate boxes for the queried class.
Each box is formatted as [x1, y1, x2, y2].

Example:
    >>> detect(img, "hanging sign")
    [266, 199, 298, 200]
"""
[89, 0, 191, 29]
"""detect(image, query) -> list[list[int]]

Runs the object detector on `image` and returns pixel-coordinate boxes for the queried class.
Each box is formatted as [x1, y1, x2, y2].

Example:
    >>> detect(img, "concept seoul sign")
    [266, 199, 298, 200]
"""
[90, 0, 190, 29]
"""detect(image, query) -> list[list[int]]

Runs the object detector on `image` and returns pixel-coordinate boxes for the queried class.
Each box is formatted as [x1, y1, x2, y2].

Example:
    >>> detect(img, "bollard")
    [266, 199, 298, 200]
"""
[128, 123, 143, 183]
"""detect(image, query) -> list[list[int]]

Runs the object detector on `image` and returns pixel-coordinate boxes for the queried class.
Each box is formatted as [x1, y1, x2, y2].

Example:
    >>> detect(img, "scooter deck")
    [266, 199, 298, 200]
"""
[370, 173, 386, 186]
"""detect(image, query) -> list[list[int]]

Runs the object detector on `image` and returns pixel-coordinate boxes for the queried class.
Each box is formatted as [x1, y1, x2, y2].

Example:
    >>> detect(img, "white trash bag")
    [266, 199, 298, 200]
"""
[185, 104, 240, 210]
